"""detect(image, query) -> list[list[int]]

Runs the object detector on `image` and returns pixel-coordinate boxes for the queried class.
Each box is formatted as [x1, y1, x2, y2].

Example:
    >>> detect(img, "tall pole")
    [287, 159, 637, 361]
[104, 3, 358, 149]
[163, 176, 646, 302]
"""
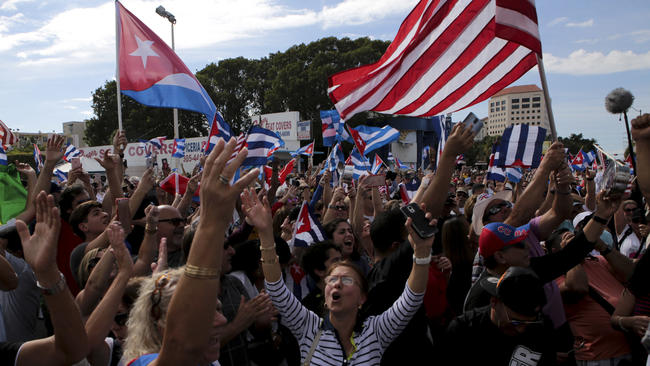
[536, 54, 558, 141]
[171, 22, 179, 140]
[115, 1, 123, 132]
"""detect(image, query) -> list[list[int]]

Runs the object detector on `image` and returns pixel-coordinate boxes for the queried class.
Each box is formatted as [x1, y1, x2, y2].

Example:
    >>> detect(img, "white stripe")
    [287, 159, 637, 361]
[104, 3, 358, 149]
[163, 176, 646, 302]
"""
[505, 125, 521, 165]
[495, 6, 540, 41]
[336, 0, 474, 118]
[384, 1, 495, 114]
[521, 127, 538, 165]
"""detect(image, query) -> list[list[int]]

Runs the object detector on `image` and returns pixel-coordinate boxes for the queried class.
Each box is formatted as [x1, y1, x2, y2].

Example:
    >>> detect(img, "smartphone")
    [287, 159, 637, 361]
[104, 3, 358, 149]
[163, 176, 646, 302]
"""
[364, 174, 386, 187]
[462, 112, 483, 134]
[71, 157, 82, 170]
[115, 198, 132, 232]
[400, 202, 438, 239]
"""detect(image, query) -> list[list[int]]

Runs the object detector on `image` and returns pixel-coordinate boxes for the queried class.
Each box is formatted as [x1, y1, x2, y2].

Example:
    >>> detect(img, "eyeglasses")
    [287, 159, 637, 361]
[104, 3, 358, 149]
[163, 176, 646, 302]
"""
[487, 201, 512, 216]
[159, 218, 184, 226]
[114, 312, 128, 326]
[151, 273, 171, 320]
[325, 275, 358, 287]
[503, 307, 543, 327]
[332, 205, 348, 211]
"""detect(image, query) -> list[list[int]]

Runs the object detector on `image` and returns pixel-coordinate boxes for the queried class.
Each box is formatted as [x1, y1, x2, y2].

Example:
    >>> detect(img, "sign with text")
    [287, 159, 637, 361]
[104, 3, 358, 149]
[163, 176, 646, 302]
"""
[297, 120, 311, 140]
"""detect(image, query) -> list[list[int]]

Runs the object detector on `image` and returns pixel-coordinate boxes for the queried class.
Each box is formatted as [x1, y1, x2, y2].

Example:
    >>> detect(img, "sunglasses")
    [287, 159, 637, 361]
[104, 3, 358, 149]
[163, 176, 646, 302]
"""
[159, 218, 184, 226]
[504, 307, 543, 327]
[487, 201, 512, 216]
[325, 275, 358, 287]
[114, 312, 128, 326]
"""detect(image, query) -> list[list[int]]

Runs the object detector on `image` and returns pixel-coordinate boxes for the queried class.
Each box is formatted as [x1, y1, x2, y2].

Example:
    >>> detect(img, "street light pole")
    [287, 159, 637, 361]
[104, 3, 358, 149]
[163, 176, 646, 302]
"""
[156, 5, 178, 140]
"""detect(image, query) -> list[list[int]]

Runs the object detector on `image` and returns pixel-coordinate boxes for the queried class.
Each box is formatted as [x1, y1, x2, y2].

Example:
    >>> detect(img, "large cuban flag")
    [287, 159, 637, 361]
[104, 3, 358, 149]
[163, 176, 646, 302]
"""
[116, 1, 230, 139]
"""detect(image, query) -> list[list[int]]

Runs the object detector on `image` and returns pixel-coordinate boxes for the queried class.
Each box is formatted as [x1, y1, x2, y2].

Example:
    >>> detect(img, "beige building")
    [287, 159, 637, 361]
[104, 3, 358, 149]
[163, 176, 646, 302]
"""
[62, 121, 87, 147]
[486, 84, 549, 136]
[16, 131, 50, 149]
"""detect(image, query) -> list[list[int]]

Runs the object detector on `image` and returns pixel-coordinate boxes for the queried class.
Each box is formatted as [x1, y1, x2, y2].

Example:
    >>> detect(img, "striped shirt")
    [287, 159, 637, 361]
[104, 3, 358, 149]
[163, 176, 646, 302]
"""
[265, 279, 423, 365]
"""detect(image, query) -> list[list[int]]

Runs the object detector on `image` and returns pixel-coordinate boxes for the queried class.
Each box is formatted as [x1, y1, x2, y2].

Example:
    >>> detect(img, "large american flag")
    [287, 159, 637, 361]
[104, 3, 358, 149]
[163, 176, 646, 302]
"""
[0, 120, 17, 147]
[328, 0, 541, 121]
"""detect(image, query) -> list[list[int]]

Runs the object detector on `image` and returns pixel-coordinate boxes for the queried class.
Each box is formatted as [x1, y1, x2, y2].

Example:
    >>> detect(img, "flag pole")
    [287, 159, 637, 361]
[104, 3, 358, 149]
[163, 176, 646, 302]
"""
[114, 1, 123, 132]
[536, 54, 557, 141]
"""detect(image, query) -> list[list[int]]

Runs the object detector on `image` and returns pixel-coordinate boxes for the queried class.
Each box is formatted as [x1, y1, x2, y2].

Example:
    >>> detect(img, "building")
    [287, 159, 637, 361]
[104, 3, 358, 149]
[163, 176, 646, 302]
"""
[486, 84, 549, 136]
[62, 121, 87, 147]
[16, 131, 51, 149]
[474, 117, 488, 141]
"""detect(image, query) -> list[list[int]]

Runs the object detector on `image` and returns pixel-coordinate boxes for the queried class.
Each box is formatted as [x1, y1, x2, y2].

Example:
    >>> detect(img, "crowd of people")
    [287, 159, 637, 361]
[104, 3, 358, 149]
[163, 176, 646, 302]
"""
[0, 114, 650, 365]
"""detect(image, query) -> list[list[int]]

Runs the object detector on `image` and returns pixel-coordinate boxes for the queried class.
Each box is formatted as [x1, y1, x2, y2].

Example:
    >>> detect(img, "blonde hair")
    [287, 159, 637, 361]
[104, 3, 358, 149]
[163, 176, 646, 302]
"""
[78, 248, 102, 289]
[122, 268, 183, 361]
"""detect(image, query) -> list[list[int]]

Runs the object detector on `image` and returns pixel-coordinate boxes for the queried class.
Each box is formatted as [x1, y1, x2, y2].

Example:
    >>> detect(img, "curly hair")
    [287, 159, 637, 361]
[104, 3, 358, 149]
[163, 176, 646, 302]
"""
[122, 268, 183, 361]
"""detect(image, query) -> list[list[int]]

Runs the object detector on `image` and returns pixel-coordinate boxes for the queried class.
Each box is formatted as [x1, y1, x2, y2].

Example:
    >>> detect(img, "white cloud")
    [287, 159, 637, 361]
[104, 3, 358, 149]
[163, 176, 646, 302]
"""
[547, 17, 568, 27]
[61, 97, 92, 103]
[63, 105, 77, 110]
[0, 12, 25, 33]
[80, 110, 93, 116]
[574, 39, 599, 45]
[630, 29, 650, 44]
[544, 49, 650, 75]
[0, 0, 33, 11]
[566, 19, 594, 28]
[2, 0, 412, 67]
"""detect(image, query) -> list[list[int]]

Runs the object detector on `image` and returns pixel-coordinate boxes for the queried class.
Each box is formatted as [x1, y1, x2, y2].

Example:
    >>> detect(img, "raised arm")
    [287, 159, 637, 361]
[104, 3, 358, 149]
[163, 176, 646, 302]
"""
[175, 173, 200, 217]
[506, 142, 565, 228]
[128, 167, 155, 217]
[631, 114, 650, 201]
[416, 123, 474, 217]
[132, 204, 160, 276]
[534, 163, 574, 239]
[34, 135, 65, 197]
[96, 152, 124, 214]
[15, 192, 88, 366]
[154, 138, 258, 366]
[15, 162, 38, 223]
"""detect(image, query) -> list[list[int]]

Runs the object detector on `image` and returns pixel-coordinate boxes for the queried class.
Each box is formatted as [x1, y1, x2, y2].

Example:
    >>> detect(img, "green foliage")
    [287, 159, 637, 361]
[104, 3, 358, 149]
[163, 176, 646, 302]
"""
[558, 133, 596, 155]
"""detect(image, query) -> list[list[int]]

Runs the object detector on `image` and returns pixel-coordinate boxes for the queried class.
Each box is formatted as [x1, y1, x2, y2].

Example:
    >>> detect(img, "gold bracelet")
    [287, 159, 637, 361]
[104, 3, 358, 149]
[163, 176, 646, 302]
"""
[260, 245, 276, 252]
[261, 255, 279, 264]
[184, 264, 220, 279]
[145, 225, 158, 234]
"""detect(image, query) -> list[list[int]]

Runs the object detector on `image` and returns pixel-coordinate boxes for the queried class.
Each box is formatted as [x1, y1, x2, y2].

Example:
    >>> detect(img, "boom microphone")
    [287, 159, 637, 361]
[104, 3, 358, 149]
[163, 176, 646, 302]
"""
[605, 88, 634, 114]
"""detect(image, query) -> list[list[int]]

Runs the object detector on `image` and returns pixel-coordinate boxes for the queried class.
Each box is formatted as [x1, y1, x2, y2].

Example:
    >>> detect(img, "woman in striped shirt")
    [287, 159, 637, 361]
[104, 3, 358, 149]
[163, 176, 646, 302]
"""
[241, 188, 433, 365]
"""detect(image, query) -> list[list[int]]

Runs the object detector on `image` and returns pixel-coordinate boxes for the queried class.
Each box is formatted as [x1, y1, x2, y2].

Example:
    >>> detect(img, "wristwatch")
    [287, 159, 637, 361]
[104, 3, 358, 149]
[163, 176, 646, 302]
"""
[413, 254, 432, 265]
[37, 272, 67, 296]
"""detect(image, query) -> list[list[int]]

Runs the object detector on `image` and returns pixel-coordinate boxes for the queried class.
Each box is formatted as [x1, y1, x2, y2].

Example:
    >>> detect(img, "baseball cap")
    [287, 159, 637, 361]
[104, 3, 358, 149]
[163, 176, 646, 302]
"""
[572, 211, 593, 229]
[471, 190, 513, 235]
[479, 222, 530, 259]
[480, 266, 546, 316]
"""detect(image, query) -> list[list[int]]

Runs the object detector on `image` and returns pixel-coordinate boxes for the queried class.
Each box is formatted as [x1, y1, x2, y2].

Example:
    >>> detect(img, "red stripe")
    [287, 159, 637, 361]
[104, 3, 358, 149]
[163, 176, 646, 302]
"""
[329, 0, 434, 87]
[373, 0, 490, 113]
[329, 0, 449, 105]
[496, 0, 538, 23]
[335, 0, 459, 118]
[495, 24, 541, 54]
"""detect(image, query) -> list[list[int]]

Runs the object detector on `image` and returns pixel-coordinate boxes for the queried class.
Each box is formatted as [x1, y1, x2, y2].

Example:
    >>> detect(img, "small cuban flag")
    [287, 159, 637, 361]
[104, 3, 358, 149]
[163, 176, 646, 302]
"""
[54, 168, 68, 183]
[172, 138, 185, 158]
[63, 144, 81, 162]
[140, 137, 166, 150]
[33, 144, 42, 173]
[289, 201, 326, 249]
[0, 146, 7, 166]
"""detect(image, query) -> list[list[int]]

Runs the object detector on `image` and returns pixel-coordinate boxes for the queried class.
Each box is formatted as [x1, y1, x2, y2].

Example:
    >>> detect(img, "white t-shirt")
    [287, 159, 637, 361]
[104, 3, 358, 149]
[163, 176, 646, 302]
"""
[618, 224, 643, 258]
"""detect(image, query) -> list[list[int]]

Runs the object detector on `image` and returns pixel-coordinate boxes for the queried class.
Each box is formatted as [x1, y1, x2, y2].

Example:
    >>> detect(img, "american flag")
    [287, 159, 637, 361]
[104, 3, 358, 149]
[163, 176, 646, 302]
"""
[0, 120, 17, 147]
[328, 0, 541, 121]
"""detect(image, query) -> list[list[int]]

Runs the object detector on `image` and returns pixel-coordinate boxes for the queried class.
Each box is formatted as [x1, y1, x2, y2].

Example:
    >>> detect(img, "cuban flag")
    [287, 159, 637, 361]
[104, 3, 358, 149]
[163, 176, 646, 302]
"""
[242, 125, 284, 167]
[387, 151, 395, 162]
[116, 2, 230, 139]
[349, 148, 371, 180]
[338, 124, 400, 155]
[570, 150, 586, 172]
[487, 144, 506, 182]
[53, 168, 68, 183]
[506, 167, 523, 183]
[291, 141, 314, 157]
[394, 156, 409, 170]
[320, 110, 340, 147]
[33, 144, 42, 173]
[171, 138, 185, 158]
[0, 146, 7, 166]
[139, 136, 166, 150]
[344, 124, 367, 155]
[371, 154, 385, 175]
[63, 144, 81, 162]
[290, 201, 326, 249]
[583, 150, 596, 168]
[495, 125, 546, 168]
[324, 142, 345, 173]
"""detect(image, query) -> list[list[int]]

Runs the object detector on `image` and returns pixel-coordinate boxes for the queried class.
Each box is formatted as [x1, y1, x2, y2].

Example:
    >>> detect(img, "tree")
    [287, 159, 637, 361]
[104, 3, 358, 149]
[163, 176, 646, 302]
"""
[85, 80, 208, 146]
[557, 133, 596, 156]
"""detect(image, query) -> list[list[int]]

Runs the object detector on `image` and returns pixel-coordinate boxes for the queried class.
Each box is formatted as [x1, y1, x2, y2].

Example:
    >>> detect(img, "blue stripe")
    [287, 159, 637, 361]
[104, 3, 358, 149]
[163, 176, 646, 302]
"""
[512, 125, 528, 165]
[122, 83, 215, 118]
[530, 127, 547, 168]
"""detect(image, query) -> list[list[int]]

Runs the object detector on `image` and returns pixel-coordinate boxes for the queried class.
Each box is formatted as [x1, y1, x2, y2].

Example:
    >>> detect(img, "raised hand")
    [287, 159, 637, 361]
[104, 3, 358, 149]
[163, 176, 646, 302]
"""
[186, 173, 201, 195]
[594, 191, 623, 219]
[151, 238, 168, 274]
[15, 161, 36, 179]
[444, 123, 475, 156]
[631, 114, 650, 141]
[240, 187, 273, 234]
[200, 138, 259, 224]
[113, 130, 128, 155]
[539, 142, 565, 172]
[107, 222, 133, 276]
[15, 192, 61, 276]
[45, 135, 65, 164]
[139, 168, 155, 191]
[94, 151, 121, 172]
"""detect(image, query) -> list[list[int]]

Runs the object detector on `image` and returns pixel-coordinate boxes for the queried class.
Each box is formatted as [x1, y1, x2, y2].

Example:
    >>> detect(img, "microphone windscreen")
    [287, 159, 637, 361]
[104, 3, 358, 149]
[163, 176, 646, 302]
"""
[605, 88, 634, 114]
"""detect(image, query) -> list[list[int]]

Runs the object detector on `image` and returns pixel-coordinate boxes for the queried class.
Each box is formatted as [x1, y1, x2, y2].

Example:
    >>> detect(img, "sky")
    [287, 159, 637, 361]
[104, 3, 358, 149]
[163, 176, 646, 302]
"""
[1, 0, 649, 155]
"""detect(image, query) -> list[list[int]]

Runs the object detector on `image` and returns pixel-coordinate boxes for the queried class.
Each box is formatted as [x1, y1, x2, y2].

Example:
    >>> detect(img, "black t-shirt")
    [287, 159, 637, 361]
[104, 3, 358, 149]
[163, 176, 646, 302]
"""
[439, 306, 555, 365]
[364, 240, 433, 365]
[0, 342, 22, 366]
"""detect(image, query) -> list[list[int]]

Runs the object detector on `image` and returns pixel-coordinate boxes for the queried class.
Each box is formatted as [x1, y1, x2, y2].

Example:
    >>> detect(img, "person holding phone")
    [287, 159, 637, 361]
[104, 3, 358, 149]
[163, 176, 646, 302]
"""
[241, 187, 432, 365]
